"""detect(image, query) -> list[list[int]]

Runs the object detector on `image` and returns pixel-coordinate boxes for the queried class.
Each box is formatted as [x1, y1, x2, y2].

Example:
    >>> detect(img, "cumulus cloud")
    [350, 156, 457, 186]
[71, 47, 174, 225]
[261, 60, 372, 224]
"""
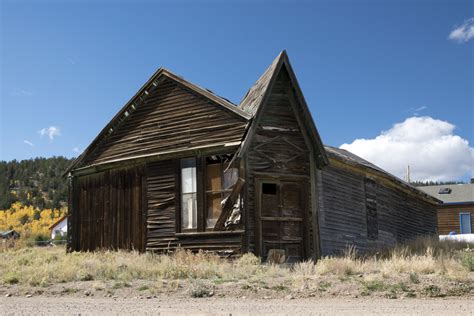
[38, 126, 61, 140]
[340, 116, 474, 182]
[23, 140, 34, 147]
[72, 147, 81, 153]
[448, 17, 474, 43]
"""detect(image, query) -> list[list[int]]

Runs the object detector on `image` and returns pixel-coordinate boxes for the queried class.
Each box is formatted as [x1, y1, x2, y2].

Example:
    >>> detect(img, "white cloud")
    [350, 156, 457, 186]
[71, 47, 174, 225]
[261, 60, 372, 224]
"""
[72, 147, 81, 153]
[448, 17, 474, 43]
[414, 106, 427, 112]
[23, 140, 34, 147]
[340, 116, 474, 182]
[38, 126, 61, 140]
[406, 105, 428, 116]
[10, 89, 33, 97]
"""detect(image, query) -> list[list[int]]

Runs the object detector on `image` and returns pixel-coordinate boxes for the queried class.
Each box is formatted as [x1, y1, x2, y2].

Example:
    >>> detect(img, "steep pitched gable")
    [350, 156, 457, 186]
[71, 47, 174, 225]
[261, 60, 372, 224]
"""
[67, 69, 250, 173]
[238, 51, 328, 167]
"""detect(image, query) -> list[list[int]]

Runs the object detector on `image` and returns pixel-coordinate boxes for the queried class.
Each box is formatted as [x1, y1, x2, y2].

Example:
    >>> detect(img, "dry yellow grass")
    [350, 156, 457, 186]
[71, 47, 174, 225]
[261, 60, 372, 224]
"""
[1, 237, 472, 298]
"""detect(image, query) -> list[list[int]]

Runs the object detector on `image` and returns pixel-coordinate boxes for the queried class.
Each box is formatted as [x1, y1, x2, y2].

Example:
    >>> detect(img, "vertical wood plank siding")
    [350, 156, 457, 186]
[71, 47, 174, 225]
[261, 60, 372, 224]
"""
[319, 164, 437, 256]
[82, 78, 247, 166]
[437, 205, 474, 235]
[70, 166, 147, 251]
[245, 69, 312, 257]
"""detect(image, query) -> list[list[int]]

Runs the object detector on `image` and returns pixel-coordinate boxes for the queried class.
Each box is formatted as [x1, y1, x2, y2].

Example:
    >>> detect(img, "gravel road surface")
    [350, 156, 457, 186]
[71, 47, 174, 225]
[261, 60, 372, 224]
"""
[1, 296, 473, 315]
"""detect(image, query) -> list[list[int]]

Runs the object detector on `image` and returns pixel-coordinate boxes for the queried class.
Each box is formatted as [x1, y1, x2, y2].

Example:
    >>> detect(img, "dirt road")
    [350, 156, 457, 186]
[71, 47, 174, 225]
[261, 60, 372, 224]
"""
[1, 296, 472, 315]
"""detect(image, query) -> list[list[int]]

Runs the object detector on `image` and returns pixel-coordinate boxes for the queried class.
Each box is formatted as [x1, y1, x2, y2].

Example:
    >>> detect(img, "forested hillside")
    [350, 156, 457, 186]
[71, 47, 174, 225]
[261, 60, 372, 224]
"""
[411, 180, 467, 187]
[0, 157, 73, 210]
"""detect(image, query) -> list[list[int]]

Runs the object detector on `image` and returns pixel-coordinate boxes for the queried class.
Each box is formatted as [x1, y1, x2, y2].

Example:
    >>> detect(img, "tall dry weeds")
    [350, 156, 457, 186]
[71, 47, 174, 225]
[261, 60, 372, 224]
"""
[0, 236, 472, 289]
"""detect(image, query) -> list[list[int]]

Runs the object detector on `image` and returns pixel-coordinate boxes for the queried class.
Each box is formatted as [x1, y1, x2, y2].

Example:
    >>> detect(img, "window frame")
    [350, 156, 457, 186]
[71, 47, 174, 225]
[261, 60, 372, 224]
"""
[177, 154, 240, 233]
[459, 212, 472, 234]
[204, 156, 237, 230]
[178, 157, 198, 232]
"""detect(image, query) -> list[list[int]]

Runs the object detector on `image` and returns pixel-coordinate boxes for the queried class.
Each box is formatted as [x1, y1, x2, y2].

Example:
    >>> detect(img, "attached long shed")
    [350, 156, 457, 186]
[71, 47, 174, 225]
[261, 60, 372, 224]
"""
[66, 51, 439, 260]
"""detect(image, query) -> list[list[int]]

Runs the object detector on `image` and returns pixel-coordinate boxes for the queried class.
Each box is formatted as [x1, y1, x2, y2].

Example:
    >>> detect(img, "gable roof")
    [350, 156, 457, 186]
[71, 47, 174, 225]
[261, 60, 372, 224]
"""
[237, 51, 329, 167]
[239, 51, 282, 116]
[49, 215, 68, 231]
[418, 183, 474, 204]
[325, 145, 441, 204]
[66, 68, 251, 174]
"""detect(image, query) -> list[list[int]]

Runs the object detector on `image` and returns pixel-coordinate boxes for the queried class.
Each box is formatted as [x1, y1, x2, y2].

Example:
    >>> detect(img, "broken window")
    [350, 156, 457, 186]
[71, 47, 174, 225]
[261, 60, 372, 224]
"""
[205, 155, 238, 229]
[365, 178, 378, 240]
[181, 158, 197, 230]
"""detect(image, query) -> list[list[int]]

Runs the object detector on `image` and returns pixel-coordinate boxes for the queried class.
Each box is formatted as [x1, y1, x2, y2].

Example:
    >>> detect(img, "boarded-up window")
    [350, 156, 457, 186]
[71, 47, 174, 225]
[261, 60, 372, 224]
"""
[365, 178, 378, 240]
[181, 158, 197, 230]
[205, 155, 238, 229]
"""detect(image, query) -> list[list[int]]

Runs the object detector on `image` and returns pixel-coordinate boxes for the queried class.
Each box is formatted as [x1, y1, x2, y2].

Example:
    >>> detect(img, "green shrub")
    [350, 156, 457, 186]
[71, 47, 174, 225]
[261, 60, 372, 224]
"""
[409, 272, 420, 284]
[190, 280, 214, 298]
[363, 280, 386, 292]
[461, 253, 474, 271]
[4, 273, 20, 284]
[422, 285, 444, 297]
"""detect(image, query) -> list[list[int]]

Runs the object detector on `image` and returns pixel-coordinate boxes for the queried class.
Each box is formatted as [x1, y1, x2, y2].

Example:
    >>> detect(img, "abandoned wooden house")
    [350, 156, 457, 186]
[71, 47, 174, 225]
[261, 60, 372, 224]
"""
[66, 51, 439, 261]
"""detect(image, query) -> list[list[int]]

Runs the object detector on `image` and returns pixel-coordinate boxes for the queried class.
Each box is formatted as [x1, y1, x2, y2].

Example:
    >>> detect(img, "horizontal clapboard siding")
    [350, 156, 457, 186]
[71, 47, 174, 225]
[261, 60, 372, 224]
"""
[146, 160, 176, 249]
[83, 78, 247, 166]
[437, 205, 474, 235]
[319, 164, 437, 256]
[145, 159, 243, 256]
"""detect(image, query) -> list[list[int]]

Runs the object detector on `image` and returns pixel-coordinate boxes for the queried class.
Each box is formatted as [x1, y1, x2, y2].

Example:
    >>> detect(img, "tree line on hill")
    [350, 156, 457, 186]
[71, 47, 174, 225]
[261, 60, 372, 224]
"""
[411, 180, 467, 187]
[0, 157, 73, 210]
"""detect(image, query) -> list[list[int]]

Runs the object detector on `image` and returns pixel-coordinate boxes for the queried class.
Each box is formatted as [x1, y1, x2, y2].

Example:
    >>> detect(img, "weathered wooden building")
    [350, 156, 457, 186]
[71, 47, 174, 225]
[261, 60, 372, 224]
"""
[66, 51, 439, 260]
[320, 146, 439, 255]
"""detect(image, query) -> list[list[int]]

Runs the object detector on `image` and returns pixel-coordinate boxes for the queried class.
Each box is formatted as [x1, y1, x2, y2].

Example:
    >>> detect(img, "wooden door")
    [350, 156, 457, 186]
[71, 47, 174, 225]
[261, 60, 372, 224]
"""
[257, 179, 306, 262]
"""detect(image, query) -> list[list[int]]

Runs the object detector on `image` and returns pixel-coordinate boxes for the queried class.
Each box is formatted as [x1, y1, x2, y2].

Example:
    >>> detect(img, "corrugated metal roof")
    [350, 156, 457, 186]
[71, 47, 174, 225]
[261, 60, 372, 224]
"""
[418, 184, 474, 203]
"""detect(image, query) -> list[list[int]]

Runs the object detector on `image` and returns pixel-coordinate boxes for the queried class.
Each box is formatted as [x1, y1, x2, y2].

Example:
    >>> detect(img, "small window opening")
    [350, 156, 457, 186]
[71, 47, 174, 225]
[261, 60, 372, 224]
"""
[439, 188, 452, 194]
[262, 183, 277, 195]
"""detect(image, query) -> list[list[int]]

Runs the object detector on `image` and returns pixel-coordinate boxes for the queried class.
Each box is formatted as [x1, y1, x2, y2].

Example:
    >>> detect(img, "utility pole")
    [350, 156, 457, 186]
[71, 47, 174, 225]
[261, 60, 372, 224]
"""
[405, 165, 411, 184]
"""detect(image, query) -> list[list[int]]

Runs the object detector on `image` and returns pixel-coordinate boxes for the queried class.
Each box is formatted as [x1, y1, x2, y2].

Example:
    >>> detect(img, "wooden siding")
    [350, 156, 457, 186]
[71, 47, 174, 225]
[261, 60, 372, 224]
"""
[245, 68, 313, 258]
[82, 78, 247, 167]
[146, 160, 177, 250]
[437, 205, 474, 235]
[319, 163, 437, 256]
[70, 166, 147, 252]
[145, 159, 243, 255]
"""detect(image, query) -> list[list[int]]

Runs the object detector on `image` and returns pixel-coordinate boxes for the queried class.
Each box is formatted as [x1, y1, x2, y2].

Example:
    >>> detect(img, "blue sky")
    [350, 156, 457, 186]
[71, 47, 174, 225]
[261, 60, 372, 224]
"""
[1, 0, 473, 181]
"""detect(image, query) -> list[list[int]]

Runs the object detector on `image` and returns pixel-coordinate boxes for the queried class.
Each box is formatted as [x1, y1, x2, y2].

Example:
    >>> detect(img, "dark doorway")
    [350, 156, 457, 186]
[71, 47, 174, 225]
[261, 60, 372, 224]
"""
[257, 179, 306, 262]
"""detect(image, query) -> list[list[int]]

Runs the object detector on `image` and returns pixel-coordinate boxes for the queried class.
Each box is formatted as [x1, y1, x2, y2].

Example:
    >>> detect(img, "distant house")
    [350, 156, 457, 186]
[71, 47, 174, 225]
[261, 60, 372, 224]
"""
[419, 180, 474, 235]
[0, 230, 20, 240]
[49, 216, 68, 239]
